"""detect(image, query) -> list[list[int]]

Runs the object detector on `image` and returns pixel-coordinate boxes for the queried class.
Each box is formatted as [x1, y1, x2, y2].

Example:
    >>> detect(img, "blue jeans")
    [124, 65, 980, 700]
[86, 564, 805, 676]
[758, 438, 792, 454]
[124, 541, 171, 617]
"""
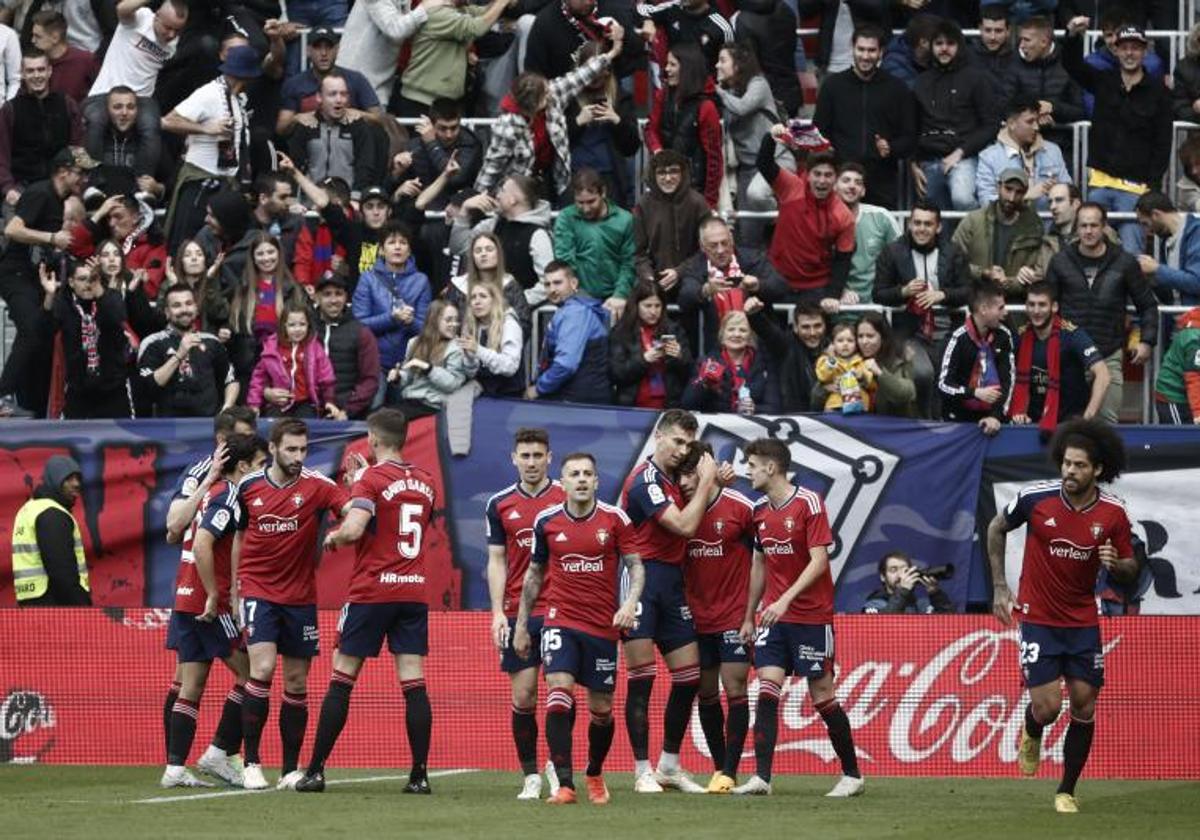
[286, 0, 350, 77]
[1087, 186, 1144, 253]
[920, 157, 979, 212]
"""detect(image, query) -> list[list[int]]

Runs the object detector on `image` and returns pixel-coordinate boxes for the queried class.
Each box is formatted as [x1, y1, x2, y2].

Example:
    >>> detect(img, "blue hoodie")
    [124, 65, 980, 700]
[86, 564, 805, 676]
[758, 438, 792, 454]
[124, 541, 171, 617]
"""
[351, 256, 432, 369]
[536, 295, 611, 404]
[1155, 214, 1200, 306]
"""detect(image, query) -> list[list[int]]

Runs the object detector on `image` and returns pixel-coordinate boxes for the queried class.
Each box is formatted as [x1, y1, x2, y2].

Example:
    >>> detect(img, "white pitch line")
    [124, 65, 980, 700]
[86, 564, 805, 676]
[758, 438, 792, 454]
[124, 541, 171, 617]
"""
[131, 768, 478, 804]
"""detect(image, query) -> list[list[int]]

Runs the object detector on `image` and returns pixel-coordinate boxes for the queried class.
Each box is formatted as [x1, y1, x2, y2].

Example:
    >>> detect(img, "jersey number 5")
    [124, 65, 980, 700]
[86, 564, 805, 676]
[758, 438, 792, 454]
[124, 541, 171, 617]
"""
[396, 503, 424, 559]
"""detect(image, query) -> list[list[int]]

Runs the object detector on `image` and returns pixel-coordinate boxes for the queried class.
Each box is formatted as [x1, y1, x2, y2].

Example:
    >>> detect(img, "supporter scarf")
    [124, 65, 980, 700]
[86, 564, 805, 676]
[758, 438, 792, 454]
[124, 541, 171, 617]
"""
[962, 315, 1001, 414]
[562, 1, 607, 43]
[905, 238, 937, 340]
[501, 94, 553, 173]
[708, 253, 745, 322]
[1011, 315, 1062, 434]
[73, 297, 100, 376]
[720, 346, 754, 411]
[635, 323, 667, 407]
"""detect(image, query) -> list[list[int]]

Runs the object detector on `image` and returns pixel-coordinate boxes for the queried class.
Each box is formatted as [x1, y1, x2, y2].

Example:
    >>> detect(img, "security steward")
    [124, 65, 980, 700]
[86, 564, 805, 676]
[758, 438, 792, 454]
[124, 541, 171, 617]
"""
[11, 455, 91, 606]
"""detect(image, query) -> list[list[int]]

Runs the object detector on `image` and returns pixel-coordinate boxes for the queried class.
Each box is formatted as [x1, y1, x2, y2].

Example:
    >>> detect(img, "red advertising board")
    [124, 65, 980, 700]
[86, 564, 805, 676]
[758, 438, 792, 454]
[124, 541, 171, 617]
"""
[0, 611, 1194, 778]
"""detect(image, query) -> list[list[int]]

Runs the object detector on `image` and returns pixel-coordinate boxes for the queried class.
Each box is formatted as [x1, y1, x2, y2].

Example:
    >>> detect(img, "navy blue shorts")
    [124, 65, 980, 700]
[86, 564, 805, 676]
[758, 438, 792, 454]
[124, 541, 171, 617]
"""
[753, 621, 834, 678]
[697, 629, 752, 670]
[501, 615, 543, 673]
[622, 560, 696, 653]
[338, 601, 429, 658]
[167, 610, 240, 663]
[541, 625, 618, 693]
[240, 597, 320, 659]
[1019, 622, 1105, 688]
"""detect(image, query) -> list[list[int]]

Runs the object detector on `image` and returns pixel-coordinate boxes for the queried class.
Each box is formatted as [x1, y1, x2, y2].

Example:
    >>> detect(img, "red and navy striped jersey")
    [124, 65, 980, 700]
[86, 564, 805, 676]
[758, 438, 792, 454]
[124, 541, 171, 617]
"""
[531, 501, 634, 640]
[173, 478, 239, 614]
[236, 468, 348, 605]
[1003, 480, 1134, 627]
[345, 460, 437, 605]
[485, 480, 565, 617]
[620, 458, 687, 566]
[684, 488, 756, 632]
[752, 486, 835, 623]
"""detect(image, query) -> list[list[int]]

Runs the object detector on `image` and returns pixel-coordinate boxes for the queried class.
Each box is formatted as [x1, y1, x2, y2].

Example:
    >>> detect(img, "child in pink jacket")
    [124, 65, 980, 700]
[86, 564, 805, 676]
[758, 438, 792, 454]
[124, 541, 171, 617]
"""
[248, 306, 340, 417]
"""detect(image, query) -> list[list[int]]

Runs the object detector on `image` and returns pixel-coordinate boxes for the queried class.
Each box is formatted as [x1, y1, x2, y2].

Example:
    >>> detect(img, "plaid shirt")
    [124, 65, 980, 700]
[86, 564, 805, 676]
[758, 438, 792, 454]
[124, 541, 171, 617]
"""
[475, 55, 612, 198]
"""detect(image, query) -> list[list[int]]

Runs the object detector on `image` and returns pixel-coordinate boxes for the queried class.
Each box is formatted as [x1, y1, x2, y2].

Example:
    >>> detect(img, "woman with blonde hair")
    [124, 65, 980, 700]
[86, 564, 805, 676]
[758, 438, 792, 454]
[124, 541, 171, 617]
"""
[386, 299, 479, 419]
[444, 231, 531, 336]
[681, 309, 772, 414]
[459, 281, 523, 396]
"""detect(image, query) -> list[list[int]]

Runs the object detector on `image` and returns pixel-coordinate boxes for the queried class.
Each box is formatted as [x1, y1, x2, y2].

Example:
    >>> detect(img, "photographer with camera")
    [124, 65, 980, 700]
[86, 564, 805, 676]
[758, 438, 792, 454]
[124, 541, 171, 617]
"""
[862, 551, 954, 614]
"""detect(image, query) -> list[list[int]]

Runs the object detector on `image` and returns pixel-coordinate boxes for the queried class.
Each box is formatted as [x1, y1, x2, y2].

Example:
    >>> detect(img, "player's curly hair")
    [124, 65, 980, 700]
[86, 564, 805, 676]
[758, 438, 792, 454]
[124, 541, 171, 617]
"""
[1049, 418, 1127, 483]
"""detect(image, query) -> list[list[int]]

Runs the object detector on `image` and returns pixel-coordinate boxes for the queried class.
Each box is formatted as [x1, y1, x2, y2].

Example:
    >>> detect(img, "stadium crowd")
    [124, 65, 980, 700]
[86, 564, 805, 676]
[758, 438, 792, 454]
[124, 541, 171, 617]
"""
[0, 0, 1197, 430]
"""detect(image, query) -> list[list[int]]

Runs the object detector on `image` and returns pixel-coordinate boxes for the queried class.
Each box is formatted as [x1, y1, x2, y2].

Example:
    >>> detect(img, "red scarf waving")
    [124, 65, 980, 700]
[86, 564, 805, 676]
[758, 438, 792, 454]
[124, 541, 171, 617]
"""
[1011, 315, 1062, 433]
[720, 347, 754, 411]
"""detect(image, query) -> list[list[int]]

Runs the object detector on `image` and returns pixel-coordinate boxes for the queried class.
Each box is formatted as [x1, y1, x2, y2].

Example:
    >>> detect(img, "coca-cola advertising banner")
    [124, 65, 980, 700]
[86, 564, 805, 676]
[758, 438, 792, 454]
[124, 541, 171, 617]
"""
[1, 610, 1194, 777]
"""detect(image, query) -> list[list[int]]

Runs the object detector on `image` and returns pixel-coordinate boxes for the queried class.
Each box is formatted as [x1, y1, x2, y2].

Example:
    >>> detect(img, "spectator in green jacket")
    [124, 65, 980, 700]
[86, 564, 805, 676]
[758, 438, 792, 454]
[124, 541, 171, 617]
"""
[1153, 306, 1200, 424]
[553, 167, 636, 323]
[951, 167, 1045, 299]
[835, 162, 900, 307]
[391, 0, 513, 118]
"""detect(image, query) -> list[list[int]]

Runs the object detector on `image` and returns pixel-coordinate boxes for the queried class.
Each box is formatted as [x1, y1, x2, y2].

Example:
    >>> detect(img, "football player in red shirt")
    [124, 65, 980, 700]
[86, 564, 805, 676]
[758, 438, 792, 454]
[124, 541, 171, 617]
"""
[735, 438, 863, 798]
[233, 418, 351, 791]
[677, 442, 755, 794]
[513, 452, 644, 806]
[486, 428, 566, 799]
[293, 409, 439, 794]
[160, 407, 256, 783]
[161, 433, 268, 788]
[988, 419, 1136, 814]
[619, 409, 718, 793]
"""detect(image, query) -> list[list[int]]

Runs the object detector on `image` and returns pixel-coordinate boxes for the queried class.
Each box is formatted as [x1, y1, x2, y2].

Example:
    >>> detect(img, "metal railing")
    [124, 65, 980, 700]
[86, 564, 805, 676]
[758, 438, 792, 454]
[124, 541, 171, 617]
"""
[523, 300, 1192, 425]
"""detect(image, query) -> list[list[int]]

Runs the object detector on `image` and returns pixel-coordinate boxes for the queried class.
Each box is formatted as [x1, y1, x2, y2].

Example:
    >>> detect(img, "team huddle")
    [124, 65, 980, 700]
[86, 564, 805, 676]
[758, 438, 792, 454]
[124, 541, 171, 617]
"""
[156, 406, 1135, 813]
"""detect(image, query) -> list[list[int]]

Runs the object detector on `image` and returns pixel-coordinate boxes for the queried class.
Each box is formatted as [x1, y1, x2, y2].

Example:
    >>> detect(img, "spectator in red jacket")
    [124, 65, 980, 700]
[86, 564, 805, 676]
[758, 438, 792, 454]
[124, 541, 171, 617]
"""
[68, 193, 169, 297]
[644, 42, 724, 209]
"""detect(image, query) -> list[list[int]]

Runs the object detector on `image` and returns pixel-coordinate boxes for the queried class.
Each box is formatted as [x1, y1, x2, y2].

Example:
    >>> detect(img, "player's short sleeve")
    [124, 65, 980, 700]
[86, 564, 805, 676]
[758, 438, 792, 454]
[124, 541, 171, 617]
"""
[625, 476, 671, 525]
[199, 495, 238, 539]
[803, 497, 835, 549]
[530, 513, 550, 566]
[1108, 504, 1135, 559]
[170, 465, 202, 501]
[1068, 327, 1104, 370]
[614, 510, 636, 558]
[348, 473, 379, 515]
[485, 495, 506, 546]
[1002, 489, 1036, 530]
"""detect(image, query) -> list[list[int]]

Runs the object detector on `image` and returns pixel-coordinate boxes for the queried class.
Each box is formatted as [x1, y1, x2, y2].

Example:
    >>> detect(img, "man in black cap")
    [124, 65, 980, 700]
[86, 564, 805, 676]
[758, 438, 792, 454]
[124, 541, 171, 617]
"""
[10, 455, 92, 606]
[313, 271, 380, 420]
[162, 43, 263, 250]
[276, 25, 383, 136]
[1062, 15, 1172, 254]
[0, 147, 88, 417]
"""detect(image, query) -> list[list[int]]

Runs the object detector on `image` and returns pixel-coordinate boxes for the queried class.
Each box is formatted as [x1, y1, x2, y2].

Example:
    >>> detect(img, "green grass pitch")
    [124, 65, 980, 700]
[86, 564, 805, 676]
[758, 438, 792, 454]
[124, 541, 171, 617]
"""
[1, 766, 1196, 839]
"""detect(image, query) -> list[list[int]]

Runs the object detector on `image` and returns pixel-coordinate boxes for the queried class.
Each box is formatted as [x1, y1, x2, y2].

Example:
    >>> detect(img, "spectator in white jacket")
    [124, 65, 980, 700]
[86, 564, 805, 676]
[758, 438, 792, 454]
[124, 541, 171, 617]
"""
[339, 0, 439, 108]
[0, 23, 20, 100]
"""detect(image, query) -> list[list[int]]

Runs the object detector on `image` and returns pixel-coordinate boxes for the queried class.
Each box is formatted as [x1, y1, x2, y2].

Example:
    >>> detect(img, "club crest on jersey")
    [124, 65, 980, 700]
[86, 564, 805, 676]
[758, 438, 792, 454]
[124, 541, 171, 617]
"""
[784, 517, 795, 531]
[714, 520, 724, 534]
[596, 529, 610, 545]
[292, 493, 304, 507]
[1090, 523, 1103, 539]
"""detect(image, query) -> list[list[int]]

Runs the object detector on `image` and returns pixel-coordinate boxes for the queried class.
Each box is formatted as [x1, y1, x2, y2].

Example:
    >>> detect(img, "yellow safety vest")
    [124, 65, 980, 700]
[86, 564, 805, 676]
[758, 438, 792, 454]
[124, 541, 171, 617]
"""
[11, 498, 89, 602]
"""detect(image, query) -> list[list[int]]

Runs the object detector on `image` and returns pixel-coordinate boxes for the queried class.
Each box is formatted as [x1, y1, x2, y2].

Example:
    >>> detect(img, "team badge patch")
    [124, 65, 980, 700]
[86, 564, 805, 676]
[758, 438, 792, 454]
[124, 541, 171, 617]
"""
[293, 493, 304, 507]
[1090, 523, 1103, 539]
[596, 529, 609, 545]
[714, 520, 724, 534]
[784, 517, 794, 531]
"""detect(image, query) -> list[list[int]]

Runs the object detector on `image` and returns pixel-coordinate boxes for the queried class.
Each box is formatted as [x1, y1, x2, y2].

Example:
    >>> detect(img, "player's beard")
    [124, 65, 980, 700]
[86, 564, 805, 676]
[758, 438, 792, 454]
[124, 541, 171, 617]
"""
[280, 459, 303, 478]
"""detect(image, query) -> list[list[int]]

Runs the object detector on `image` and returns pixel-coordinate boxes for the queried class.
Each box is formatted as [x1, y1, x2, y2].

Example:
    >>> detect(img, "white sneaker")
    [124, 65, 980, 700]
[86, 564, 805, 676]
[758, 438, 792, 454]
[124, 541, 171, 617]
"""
[633, 771, 664, 793]
[242, 763, 269, 790]
[731, 775, 772, 796]
[654, 766, 706, 793]
[517, 773, 543, 800]
[160, 766, 214, 789]
[825, 775, 865, 798]
[544, 760, 560, 797]
[277, 769, 305, 791]
[197, 747, 244, 786]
